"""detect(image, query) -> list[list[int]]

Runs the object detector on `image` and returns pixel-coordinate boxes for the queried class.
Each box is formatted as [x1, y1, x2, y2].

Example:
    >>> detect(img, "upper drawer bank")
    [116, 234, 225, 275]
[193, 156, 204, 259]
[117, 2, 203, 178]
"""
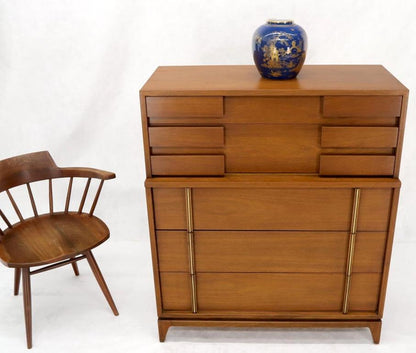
[143, 95, 404, 177]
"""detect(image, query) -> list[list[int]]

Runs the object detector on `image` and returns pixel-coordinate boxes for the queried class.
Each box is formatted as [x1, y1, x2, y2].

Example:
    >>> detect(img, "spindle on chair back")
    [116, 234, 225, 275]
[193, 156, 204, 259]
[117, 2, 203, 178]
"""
[0, 151, 117, 349]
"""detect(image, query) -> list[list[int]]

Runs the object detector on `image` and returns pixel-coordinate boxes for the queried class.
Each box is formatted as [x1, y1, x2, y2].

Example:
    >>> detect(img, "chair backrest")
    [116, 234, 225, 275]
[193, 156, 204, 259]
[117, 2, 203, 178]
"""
[0, 151, 61, 192]
[0, 151, 113, 237]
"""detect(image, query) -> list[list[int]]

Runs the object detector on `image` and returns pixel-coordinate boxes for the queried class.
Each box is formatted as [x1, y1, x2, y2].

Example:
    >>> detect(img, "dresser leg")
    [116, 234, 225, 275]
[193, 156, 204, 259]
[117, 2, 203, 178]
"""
[369, 320, 382, 344]
[158, 319, 171, 342]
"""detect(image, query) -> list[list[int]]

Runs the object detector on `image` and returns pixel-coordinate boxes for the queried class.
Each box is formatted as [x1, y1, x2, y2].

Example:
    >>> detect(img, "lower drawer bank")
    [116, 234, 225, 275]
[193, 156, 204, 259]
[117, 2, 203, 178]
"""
[145, 176, 400, 343]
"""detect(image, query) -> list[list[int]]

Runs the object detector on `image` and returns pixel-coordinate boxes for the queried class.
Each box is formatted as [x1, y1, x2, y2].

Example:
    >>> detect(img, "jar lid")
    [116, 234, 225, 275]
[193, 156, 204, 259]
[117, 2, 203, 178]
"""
[267, 19, 293, 25]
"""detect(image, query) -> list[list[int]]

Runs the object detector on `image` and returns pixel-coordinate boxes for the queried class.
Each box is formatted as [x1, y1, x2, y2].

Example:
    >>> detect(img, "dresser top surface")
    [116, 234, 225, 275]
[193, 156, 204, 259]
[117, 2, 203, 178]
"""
[141, 65, 407, 96]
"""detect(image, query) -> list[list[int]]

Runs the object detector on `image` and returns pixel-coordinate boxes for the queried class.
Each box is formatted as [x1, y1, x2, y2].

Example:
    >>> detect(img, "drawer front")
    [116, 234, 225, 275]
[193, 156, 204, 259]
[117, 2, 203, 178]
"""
[323, 96, 402, 118]
[153, 188, 186, 229]
[157, 230, 386, 273]
[320, 155, 395, 176]
[153, 187, 392, 231]
[160, 272, 381, 312]
[224, 97, 321, 124]
[225, 124, 320, 173]
[321, 127, 398, 148]
[151, 155, 224, 176]
[146, 96, 223, 118]
[148, 127, 224, 148]
[193, 188, 353, 231]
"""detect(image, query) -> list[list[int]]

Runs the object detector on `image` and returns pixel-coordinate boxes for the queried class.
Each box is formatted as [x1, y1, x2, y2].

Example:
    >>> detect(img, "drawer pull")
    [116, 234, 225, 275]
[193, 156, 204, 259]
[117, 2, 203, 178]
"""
[185, 188, 198, 313]
[343, 188, 361, 314]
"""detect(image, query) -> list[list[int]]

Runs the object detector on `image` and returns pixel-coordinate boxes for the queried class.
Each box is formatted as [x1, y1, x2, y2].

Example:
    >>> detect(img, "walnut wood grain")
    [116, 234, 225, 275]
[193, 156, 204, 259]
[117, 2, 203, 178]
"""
[224, 97, 320, 124]
[323, 96, 402, 118]
[0, 151, 60, 192]
[0, 213, 109, 267]
[149, 127, 224, 148]
[140, 65, 407, 344]
[153, 188, 186, 230]
[321, 127, 399, 148]
[146, 96, 223, 118]
[0, 152, 115, 193]
[225, 124, 320, 173]
[141, 65, 408, 96]
[146, 175, 401, 189]
[0, 151, 118, 348]
[152, 186, 393, 231]
[319, 155, 395, 176]
[160, 272, 381, 312]
[157, 230, 386, 273]
[151, 155, 224, 176]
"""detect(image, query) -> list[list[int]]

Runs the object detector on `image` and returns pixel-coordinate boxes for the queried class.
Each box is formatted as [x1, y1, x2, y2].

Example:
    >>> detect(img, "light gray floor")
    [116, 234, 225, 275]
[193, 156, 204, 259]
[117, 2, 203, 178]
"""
[0, 238, 415, 353]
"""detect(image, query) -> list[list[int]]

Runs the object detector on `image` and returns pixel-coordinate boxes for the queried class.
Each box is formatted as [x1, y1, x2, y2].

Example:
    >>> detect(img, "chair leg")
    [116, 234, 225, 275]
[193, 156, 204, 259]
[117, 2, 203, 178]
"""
[14, 268, 21, 296]
[85, 251, 119, 316]
[22, 268, 32, 349]
[71, 259, 80, 276]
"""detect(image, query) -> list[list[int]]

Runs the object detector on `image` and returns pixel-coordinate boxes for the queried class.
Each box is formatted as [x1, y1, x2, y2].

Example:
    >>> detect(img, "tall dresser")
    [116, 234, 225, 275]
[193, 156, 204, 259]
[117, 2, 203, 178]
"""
[140, 65, 408, 343]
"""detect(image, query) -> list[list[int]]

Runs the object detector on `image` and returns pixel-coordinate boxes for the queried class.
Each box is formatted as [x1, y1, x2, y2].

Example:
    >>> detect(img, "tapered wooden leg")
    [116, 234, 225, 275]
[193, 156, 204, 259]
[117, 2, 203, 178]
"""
[369, 320, 382, 344]
[14, 268, 21, 296]
[85, 251, 118, 316]
[71, 260, 80, 276]
[22, 268, 32, 349]
[158, 319, 171, 342]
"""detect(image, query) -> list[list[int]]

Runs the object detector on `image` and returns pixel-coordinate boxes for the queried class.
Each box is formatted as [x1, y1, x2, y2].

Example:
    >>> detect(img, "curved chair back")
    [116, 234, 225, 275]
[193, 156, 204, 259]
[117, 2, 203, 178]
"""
[0, 151, 115, 236]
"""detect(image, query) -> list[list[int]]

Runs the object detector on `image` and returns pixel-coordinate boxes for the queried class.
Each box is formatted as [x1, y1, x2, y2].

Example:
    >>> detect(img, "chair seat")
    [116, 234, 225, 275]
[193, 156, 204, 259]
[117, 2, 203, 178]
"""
[0, 213, 110, 267]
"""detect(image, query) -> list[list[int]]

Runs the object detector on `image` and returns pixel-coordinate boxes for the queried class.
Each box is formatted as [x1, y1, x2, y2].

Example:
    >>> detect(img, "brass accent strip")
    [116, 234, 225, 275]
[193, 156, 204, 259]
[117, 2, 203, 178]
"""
[343, 188, 361, 314]
[187, 231, 196, 276]
[185, 187, 193, 232]
[350, 188, 361, 234]
[190, 274, 197, 313]
[185, 187, 197, 313]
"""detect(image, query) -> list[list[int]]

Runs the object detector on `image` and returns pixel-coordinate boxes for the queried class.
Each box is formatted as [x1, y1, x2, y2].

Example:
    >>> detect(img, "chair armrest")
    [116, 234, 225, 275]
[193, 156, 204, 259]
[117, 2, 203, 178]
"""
[59, 167, 116, 180]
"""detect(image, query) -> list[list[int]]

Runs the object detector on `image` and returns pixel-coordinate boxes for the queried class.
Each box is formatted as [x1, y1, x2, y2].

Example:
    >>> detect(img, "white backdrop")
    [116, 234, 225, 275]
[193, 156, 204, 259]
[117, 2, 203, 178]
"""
[1, 0, 416, 352]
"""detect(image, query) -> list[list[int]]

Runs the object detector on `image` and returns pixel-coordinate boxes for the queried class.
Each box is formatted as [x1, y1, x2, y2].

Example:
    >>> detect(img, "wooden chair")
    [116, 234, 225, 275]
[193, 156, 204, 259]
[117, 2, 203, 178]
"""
[0, 151, 118, 349]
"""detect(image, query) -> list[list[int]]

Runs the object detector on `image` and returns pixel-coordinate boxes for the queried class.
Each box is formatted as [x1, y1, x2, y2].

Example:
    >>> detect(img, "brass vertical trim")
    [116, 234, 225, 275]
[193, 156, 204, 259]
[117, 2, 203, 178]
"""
[343, 188, 361, 314]
[185, 187, 197, 313]
[185, 188, 193, 232]
[187, 231, 196, 276]
[350, 188, 361, 235]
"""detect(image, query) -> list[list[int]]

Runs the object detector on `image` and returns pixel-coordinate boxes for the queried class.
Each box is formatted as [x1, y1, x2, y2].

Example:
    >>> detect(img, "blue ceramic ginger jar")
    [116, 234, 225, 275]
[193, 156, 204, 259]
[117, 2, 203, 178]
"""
[253, 19, 307, 80]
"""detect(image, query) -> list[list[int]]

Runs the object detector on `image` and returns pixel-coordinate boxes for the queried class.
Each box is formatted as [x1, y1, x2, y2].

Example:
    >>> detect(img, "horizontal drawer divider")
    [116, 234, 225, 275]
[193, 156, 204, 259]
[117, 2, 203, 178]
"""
[158, 271, 383, 274]
[160, 311, 381, 320]
[146, 175, 401, 188]
[156, 228, 352, 232]
[156, 229, 390, 233]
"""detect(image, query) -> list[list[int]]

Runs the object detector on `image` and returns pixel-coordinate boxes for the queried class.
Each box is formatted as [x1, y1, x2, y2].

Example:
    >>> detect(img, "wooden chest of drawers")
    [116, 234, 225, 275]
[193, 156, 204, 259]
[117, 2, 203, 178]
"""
[140, 65, 408, 343]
